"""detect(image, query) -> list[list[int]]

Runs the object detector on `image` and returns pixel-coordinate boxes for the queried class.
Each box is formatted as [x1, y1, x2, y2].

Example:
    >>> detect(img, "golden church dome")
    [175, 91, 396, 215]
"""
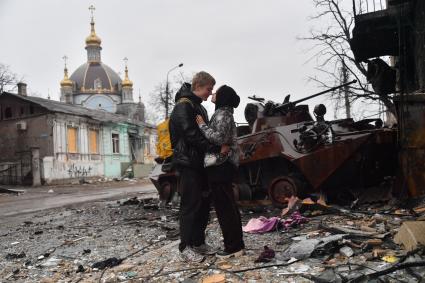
[85, 21, 101, 46]
[60, 67, 73, 87]
[122, 65, 133, 87]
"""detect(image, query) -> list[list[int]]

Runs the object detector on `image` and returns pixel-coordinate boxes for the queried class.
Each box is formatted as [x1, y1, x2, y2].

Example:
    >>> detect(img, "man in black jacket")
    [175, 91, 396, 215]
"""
[169, 71, 225, 263]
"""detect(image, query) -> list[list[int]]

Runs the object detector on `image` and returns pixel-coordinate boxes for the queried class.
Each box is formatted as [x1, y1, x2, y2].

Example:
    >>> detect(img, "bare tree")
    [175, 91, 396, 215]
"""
[147, 73, 193, 124]
[0, 63, 20, 93]
[301, 0, 396, 117]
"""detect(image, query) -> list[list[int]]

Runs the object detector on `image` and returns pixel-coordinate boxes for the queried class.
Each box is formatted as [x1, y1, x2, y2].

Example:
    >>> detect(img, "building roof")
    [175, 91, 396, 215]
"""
[1, 92, 155, 128]
[69, 62, 122, 94]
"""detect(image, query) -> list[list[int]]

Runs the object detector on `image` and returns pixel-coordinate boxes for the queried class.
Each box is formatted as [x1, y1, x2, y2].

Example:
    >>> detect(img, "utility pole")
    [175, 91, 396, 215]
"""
[341, 60, 351, 119]
[165, 82, 169, 119]
[165, 63, 183, 119]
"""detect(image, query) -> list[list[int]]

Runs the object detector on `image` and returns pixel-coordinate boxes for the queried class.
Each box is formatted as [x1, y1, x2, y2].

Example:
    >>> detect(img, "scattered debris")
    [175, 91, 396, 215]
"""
[366, 238, 383, 247]
[394, 221, 425, 251]
[382, 255, 398, 263]
[202, 274, 226, 283]
[321, 223, 387, 238]
[255, 246, 275, 263]
[2, 184, 425, 282]
[216, 261, 233, 270]
[40, 257, 61, 267]
[0, 187, 24, 195]
[282, 234, 345, 260]
[122, 271, 137, 279]
[121, 197, 140, 206]
[5, 252, 26, 260]
[281, 211, 308, 230]
[339, 246, 354, 257]
[102, 272, 117, 283]
[92, 257, 123, 270]
[280, 196, 302, 217]
[76, 264, 85, 273]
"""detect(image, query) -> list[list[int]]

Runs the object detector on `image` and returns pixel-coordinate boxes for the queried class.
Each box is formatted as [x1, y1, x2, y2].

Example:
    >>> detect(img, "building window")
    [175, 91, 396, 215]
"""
[29, 105, 34, 114]
[89, 129, 99, 154]
[112, 133, 120, 154]
[20, 107, 24, 116]
[94, 78, 102, 89]
[144, 137, 151, 155]
[67, 127, 78, 153]
[4, 107, 12, 119]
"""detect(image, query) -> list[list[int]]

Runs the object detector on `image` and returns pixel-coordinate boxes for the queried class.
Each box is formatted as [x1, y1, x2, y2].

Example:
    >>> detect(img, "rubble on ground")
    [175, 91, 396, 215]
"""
[1, 193, 425, 282]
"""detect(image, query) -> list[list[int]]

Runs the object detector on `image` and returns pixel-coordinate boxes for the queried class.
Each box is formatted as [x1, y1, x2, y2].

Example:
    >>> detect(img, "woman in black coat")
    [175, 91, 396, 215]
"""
[196, 85, 245, 258]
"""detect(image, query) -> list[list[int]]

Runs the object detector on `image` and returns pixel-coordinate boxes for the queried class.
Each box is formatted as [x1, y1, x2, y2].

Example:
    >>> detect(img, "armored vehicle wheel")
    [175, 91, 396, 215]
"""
[268, 176, 300, 208]
[232, 183, 240, 201]
[233, 183, 252, 201]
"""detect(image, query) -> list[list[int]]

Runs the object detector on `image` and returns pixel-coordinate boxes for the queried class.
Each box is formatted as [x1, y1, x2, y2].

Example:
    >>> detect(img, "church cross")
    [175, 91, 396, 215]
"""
[62, 55, 68, 68]
[89, 5, 96, 21]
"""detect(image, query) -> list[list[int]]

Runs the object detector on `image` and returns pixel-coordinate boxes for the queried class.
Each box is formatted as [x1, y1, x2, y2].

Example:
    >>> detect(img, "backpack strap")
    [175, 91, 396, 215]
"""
[177, 97, 194, 108]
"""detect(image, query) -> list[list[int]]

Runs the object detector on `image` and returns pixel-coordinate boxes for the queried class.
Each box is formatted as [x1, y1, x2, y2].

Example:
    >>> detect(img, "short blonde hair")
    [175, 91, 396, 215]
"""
[191, 71, 216, 91]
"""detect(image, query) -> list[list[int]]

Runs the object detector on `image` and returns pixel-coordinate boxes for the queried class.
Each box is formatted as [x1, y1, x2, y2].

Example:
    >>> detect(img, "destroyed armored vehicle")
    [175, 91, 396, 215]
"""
[150, 80, 398, 207]
[235, 80, 397, 207]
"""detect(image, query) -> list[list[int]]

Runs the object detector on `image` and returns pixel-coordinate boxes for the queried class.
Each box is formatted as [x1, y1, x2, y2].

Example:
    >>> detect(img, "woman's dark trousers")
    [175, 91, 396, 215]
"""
[210, 180, 245, 253]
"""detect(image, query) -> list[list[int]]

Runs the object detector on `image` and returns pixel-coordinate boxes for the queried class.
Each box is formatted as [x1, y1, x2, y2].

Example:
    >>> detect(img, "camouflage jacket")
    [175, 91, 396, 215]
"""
[199, 106, 239, 166]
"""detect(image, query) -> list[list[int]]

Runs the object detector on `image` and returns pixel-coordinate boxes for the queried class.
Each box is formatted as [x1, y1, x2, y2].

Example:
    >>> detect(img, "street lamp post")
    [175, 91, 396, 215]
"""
[165, 63, 183, 119]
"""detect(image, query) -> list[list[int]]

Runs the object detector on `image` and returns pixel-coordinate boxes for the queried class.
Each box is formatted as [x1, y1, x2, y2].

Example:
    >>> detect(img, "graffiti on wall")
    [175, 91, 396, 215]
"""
[67, 164, 93, 178]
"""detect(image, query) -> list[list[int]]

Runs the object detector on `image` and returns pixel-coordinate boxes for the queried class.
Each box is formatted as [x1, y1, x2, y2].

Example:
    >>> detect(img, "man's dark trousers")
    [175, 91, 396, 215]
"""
[178, 166, 210, 252]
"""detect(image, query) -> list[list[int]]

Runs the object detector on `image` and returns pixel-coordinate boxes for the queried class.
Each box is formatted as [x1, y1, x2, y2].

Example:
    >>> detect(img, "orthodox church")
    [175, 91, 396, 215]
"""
[59, 7, 144, 121]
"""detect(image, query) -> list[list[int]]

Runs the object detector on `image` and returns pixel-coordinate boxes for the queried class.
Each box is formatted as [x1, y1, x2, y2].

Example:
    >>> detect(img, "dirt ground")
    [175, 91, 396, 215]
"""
[0, 179, 156, 225]
[1, 182, 425, 283]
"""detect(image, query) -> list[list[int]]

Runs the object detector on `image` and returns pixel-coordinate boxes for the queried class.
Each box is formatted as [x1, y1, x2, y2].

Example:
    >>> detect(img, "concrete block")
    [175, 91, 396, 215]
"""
[394, 221, 425, 251]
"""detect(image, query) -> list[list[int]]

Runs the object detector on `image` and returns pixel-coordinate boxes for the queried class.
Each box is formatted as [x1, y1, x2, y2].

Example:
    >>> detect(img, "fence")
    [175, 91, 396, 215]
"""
[353, 0, 388, 15]
[0, 151, 33, 185]
[0, 163, 19, 185]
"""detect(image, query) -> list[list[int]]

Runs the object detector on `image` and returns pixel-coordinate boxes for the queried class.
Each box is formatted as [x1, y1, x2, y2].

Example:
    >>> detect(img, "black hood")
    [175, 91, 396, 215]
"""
[174, 82, 202, 104]
[215, 85, 240, 111]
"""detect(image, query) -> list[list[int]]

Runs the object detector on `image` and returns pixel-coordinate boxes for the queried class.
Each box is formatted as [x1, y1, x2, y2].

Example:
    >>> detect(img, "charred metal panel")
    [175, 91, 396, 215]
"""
[350, 2, 413, 62]
[238, 131, 284, 163]
[292, 134, 370, 189]
[395, 94, 425, 197]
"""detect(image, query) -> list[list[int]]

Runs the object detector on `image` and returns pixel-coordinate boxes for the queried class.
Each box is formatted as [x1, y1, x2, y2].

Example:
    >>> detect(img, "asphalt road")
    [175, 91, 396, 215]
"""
[0, 181, 157, 225]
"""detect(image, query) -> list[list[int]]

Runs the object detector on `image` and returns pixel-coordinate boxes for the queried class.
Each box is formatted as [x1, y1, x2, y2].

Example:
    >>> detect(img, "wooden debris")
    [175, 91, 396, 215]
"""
[366, 238, 383, 246]
[413, 205, 425, 214]
[202, 274, 226, 283]
[360, 225, 378, 233]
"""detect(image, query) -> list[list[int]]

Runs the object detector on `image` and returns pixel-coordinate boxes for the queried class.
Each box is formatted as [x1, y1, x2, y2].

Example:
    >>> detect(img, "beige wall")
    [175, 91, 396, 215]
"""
[0, 114, 53, 161]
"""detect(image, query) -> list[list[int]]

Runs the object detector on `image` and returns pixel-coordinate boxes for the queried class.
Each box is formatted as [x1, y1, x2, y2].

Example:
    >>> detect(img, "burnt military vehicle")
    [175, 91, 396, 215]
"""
[236, 80, 397, 207]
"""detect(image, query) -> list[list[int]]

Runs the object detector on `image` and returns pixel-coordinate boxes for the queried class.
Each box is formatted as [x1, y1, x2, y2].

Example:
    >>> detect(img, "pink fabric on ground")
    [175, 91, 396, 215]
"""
[242, 216, 280, 233]
[243, 212, 308, 234]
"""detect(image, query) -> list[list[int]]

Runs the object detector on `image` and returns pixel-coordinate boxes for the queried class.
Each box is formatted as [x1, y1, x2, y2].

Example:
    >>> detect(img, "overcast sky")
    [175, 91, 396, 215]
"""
[0, 0, 335, 122]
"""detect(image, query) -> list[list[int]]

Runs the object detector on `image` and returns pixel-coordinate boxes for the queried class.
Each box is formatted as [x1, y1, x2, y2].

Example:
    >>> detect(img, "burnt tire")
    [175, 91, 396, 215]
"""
[268, 176, 302, 208]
